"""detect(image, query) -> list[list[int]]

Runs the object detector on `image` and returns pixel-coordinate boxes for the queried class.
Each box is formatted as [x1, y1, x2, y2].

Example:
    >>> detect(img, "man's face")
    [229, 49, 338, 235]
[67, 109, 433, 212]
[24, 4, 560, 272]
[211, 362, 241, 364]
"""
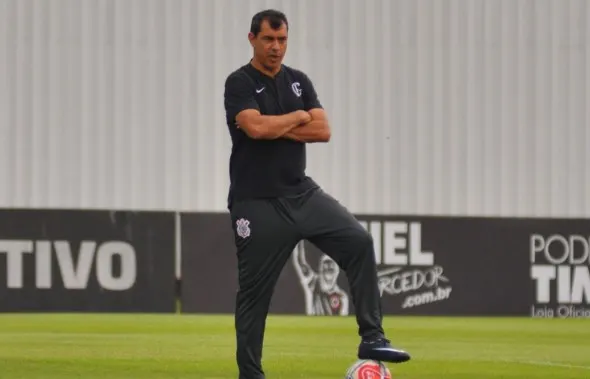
[320, 258, 339, 289]
[249, 19, 288, 72]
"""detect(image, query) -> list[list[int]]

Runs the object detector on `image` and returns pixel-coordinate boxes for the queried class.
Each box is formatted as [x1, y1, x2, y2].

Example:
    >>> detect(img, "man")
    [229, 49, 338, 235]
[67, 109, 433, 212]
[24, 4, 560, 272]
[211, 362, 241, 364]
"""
[293, 243, 348, 316]
[293, 242, 350, 316]
[223, 9, 411, 379]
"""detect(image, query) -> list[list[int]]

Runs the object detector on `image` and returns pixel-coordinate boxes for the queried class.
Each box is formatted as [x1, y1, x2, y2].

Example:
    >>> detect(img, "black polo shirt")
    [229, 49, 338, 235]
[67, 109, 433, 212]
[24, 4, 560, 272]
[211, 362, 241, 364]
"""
[223, 62, 323, 208]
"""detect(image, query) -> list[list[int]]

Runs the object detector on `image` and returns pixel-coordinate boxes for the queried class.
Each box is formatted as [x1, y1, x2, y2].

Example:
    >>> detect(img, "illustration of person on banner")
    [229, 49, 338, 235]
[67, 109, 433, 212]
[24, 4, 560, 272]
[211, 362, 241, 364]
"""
[292, 242, 349, 316]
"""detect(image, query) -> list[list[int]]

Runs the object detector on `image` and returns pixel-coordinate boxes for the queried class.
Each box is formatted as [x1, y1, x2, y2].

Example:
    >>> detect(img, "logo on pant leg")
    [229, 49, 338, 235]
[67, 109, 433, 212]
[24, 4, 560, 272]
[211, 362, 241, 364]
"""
[235, 218, 251, 239]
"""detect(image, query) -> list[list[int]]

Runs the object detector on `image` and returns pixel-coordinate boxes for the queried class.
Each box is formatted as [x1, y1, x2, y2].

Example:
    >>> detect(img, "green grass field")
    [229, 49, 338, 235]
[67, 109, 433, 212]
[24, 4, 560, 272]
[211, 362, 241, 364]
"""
[0, 314, 588, 378]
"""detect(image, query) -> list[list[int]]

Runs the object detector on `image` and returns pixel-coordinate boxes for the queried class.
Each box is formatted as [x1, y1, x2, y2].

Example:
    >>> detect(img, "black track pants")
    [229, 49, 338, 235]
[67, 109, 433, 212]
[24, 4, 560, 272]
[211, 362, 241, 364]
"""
[229, 188, 385, 379]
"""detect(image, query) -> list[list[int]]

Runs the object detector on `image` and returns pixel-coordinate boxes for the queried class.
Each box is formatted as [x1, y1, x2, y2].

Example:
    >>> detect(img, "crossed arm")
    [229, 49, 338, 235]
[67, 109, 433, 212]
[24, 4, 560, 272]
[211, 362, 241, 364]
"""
[282, 108, 331, 143]
[235, 108, 331, 143]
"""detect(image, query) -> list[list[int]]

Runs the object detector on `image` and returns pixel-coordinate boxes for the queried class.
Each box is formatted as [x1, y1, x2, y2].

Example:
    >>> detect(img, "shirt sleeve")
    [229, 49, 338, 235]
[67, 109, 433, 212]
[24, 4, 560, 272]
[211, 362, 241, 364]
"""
[299, 72, 323, 111]
[224, 72, 260, 125]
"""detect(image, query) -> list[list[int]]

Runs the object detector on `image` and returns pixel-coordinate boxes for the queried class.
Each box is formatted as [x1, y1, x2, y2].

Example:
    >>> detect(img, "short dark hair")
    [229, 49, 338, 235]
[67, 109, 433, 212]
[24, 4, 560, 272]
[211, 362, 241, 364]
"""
[250, 9, 288, 36]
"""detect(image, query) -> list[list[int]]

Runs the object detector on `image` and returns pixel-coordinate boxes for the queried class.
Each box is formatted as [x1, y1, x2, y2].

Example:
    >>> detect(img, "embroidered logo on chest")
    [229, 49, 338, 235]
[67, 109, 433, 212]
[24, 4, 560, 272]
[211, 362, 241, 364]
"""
[291, 82, 302, 97]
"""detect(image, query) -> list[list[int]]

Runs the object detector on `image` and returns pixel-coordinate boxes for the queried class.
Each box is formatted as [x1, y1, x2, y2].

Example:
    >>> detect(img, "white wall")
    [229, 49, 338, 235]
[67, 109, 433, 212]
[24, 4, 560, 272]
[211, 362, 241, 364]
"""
[0, 0, 588, 217]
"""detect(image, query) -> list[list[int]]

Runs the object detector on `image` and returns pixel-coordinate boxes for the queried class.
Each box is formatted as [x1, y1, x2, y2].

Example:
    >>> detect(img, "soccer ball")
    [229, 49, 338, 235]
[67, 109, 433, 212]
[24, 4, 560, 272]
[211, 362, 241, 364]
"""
[345, 359, 392, 378]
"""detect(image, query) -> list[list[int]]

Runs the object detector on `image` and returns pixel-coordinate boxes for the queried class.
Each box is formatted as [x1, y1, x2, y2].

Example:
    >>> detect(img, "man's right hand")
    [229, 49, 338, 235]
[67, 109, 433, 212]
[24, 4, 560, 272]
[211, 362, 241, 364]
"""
[297, 110, 312, 125]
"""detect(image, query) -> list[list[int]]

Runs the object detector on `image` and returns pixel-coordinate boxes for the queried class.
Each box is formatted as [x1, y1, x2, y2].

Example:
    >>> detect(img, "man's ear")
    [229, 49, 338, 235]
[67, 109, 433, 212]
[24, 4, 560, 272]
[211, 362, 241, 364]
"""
[248, 32, 255, 47]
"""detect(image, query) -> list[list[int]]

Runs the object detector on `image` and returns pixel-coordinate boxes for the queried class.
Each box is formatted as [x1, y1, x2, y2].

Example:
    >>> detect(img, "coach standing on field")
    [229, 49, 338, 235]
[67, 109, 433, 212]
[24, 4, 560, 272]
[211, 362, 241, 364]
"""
[223, 9, 411, 379]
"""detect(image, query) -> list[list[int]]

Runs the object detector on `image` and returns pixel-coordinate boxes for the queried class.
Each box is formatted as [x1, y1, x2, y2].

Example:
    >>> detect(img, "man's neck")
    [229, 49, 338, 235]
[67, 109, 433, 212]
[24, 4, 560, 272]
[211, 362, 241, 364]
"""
[250, 58, 280, 77]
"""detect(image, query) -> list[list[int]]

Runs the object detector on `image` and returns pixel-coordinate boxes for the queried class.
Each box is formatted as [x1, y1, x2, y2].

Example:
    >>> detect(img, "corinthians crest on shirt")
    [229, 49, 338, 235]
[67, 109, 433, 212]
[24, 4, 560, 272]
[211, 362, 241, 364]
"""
[358, 220, 454, 310]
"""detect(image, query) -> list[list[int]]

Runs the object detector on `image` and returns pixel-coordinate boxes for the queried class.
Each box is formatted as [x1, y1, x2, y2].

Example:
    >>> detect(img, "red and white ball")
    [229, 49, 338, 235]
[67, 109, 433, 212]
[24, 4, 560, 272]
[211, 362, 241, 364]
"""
[345, 359, 392, 379]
